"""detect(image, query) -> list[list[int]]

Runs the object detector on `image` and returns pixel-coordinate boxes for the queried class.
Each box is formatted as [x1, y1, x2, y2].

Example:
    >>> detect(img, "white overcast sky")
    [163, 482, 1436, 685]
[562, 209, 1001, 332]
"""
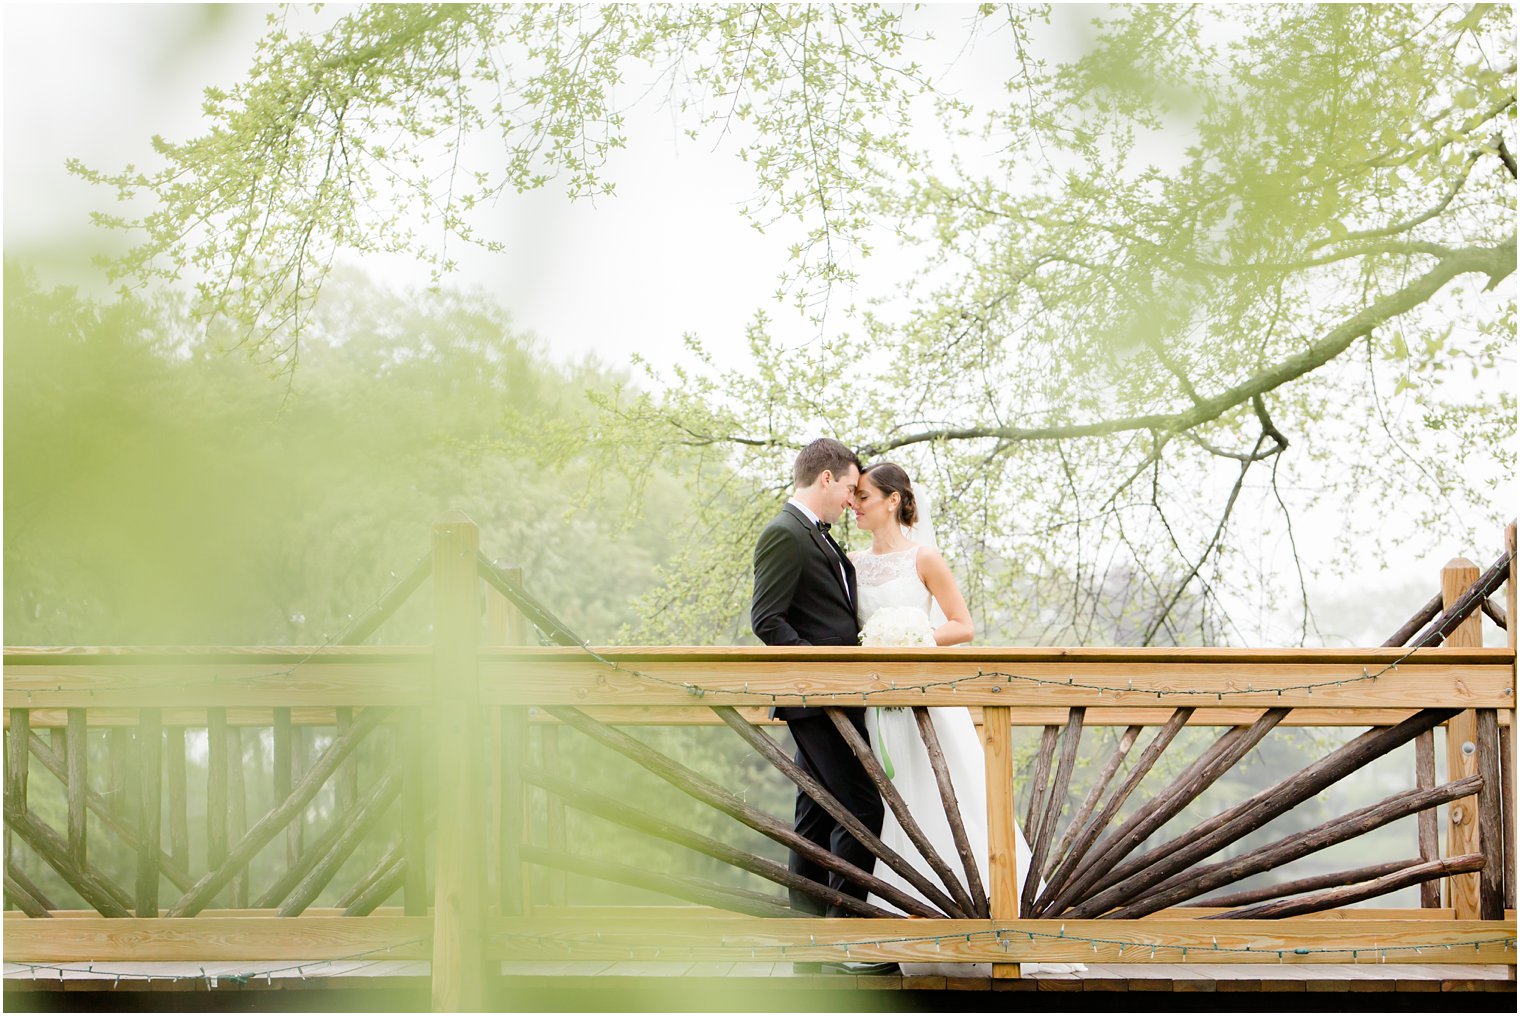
[3, 3, 1511, 646]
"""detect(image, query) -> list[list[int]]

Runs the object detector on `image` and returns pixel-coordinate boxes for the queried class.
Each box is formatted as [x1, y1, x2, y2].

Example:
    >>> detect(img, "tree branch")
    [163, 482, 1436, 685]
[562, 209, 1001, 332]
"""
[861, 238, 1514, 456]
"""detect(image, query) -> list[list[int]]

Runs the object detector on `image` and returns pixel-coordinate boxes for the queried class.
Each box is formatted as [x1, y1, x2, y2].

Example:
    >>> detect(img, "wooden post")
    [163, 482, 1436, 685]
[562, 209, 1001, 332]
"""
[486, 561, 530, 918]
[983, 705, 1019, 979]
[430, 513, 487, 1012]
[1442, 556, 1482, 918]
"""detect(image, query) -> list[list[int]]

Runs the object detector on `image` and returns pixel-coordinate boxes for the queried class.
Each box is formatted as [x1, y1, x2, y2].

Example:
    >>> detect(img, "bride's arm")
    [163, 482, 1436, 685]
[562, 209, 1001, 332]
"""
[917, 549, 974, 646]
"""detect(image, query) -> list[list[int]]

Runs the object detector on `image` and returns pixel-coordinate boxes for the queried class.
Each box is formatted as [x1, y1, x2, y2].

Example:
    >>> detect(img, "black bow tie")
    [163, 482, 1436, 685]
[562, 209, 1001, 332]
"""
[816, 521, 832, 535]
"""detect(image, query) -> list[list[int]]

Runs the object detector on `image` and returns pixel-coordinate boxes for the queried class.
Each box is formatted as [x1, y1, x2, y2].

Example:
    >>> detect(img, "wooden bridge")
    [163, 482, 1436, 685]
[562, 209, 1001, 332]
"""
[4, 515, 1516, 1010]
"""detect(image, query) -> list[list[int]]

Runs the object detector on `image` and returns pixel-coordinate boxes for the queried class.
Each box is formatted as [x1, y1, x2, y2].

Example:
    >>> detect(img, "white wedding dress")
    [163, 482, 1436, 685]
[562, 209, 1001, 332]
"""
[851, 544, 1079, 977]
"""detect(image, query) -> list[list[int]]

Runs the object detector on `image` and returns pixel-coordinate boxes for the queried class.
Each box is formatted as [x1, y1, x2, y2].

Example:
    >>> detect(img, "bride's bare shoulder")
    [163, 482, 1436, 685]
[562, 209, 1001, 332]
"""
[913, 544, 952, 577]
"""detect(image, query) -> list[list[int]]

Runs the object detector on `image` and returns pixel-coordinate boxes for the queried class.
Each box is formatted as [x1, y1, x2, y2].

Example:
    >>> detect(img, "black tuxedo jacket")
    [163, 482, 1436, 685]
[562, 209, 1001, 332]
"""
[751, 503, 860, 721]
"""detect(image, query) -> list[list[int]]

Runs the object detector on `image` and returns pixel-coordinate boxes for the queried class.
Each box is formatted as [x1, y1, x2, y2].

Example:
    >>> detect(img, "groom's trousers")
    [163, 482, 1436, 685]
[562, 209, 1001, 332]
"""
[784, 711, 885, 917]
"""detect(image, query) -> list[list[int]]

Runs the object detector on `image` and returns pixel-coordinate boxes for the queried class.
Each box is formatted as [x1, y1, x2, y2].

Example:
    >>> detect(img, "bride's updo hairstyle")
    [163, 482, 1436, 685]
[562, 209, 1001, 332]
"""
[861, 462, 917, 527]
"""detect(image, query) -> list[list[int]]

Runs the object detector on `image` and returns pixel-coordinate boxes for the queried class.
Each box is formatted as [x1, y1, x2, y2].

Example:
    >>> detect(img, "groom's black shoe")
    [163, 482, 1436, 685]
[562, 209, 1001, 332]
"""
[822, 960, 900, 975]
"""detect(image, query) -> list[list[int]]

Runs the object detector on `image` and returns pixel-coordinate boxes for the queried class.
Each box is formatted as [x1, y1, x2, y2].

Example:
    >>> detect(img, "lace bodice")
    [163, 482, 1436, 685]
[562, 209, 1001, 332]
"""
[850, 545, 932, 625]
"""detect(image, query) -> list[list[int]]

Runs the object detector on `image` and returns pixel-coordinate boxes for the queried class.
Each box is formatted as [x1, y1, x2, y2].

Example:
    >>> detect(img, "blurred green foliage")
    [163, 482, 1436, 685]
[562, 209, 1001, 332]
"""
[3, 263, 718, 647]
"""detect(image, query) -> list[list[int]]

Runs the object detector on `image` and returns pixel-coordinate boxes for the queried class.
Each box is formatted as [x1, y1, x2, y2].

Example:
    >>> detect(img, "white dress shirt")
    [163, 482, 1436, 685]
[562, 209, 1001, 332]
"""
[788, 497, 849, 590]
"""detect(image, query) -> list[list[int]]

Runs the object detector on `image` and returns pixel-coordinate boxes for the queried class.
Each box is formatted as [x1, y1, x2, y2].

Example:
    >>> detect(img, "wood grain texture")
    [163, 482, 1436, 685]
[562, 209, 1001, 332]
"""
[485, 915, 1516, 965]
[1474, 708, 1503, 919]
[429, 513, 487, 1013]
[7, 646, 1512, 708]
[3, 914, 432, 962]
[982, 706, 1020, 980]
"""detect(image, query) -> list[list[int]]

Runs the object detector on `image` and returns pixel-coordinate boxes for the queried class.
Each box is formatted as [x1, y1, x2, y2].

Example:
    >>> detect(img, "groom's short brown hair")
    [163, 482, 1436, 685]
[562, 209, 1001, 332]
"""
[793, 438, 862, 488]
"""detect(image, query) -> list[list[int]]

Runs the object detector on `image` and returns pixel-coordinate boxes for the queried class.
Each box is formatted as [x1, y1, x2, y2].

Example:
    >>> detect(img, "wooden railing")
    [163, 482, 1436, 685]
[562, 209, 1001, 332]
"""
[4, 514, 1516, 1009]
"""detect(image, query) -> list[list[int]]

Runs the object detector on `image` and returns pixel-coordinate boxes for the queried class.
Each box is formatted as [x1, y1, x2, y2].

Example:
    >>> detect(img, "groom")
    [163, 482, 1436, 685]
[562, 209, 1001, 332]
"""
[751, 438, 885, 919]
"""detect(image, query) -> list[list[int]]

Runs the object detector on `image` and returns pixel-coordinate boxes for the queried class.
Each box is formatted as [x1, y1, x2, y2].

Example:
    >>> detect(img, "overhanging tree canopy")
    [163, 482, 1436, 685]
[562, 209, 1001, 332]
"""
[75, 3, 1515, 645]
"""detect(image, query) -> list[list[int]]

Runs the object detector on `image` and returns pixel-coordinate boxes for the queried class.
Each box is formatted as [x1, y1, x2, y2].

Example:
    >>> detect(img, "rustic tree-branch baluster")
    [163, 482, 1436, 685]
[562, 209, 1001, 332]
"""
[546, 704, 941, 918]
[1034, 708, 1193, 914]
[1047, 724, 1142, 884]
[255, 762, 403, 911]
[280, 770, 402, 916]
[1415, 728, 1441, 907]
[7, 709, 30, 823]
[166, 707, 388, 917]
[165, 724, 187, 874]
[1109, 774, 1483, 918]
[1475, 708, 1504, 919]
[5, 869, 51, 918]
[712, 705, 967, 918]
[823, 706, 977, 917]
[1050, 708, 1288, 915]
[24, 732, 195, 892]
[524, 767, 893, 918]
[912, 706, 989, 917]
[206, 707, 228, 907]
[344, 853, 406, 917]
[1207, 854, 1488, 919]
[66, 709, 87, 870]
[1022, 725, 1058, 841]
[135, 708, 162, 917]
[5, 808, 131, 917]
[1068, 708, 1457, 918]
[1195, 858, 1419, 909]
[522, 844, 796, 918]
[337, 841, 402, 912]
[227, 725, 249, 907]
[1383, 591, 1442, 646]
[274, 707, 296, 869]
[1023, 707, 1084, 917]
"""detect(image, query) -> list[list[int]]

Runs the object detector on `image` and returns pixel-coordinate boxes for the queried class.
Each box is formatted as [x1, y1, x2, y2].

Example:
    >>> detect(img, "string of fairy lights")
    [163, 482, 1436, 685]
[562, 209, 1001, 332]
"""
[545, 623, 1445, 705]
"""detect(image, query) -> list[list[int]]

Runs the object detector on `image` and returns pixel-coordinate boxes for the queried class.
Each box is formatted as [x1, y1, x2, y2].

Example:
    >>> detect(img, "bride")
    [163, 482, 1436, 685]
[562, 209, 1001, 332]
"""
[849, 462, 1077, 976]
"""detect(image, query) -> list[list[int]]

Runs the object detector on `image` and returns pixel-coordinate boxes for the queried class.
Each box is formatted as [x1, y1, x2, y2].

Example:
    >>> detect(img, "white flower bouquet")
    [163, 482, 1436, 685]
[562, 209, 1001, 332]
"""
[859, 605, 936, 647]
